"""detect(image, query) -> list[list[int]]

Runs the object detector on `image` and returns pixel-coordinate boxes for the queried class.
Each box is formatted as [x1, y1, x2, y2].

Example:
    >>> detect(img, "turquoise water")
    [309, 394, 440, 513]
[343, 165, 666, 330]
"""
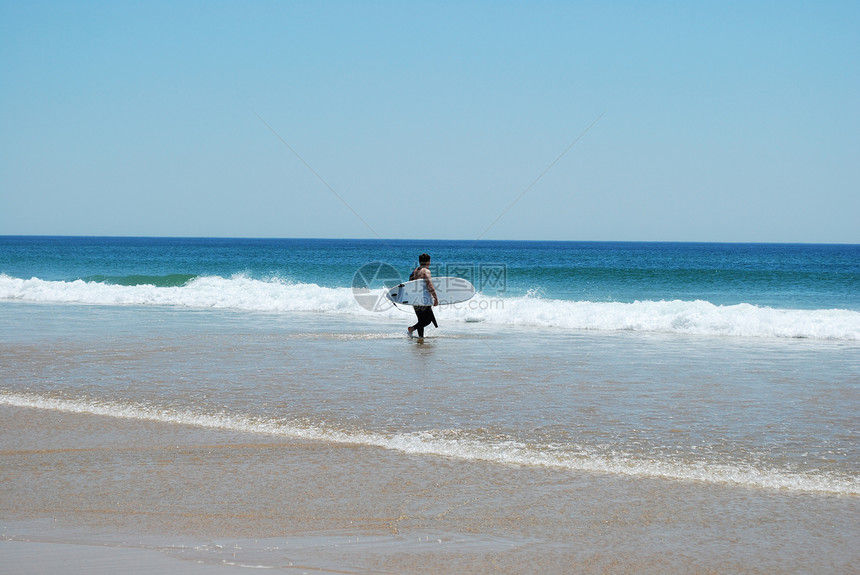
[1, 236, 859, 496]
[2, 237, 858, 310]
[2, 237, 859, 337]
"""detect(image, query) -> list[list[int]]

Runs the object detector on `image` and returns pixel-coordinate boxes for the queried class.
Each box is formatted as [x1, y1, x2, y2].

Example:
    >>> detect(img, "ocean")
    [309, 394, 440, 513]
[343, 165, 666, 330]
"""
[1, 236, 858, 573]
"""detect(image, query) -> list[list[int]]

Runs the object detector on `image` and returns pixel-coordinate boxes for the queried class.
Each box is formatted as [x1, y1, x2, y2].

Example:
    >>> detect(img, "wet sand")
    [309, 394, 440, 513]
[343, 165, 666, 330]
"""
[1, 404, 858, 574]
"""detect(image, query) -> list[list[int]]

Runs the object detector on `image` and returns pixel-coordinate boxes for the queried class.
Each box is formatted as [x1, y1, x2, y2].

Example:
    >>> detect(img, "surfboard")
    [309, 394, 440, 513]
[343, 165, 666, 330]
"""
[385, 276, 475, 306]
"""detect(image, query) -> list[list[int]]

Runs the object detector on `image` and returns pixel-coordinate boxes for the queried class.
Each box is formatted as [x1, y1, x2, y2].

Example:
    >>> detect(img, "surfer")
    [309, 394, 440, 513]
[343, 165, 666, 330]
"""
[407, 253, 438, 338]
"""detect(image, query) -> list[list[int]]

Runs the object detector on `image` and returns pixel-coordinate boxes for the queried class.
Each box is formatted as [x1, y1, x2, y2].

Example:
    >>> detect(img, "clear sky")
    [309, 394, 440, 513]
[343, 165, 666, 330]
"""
[1, 1, 858, 242]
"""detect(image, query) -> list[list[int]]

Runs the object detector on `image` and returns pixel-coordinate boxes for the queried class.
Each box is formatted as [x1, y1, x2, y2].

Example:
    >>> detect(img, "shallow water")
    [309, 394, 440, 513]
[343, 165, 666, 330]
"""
[2, 402, 858, 574]
[3, 301, 857, 495]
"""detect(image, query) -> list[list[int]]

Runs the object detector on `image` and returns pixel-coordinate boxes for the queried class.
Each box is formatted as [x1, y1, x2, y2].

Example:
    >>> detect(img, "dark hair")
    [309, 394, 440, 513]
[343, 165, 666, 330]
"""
[418, 253, 431, 264]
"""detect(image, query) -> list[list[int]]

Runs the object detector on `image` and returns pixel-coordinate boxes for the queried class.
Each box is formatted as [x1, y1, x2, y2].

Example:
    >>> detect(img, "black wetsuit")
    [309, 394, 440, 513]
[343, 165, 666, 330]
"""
[411, 305, 436, 338]
[409, 268, 437, 337]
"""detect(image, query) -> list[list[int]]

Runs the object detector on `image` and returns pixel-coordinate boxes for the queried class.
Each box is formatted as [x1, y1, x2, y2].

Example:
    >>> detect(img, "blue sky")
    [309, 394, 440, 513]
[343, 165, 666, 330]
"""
[1, 1, 858, 242]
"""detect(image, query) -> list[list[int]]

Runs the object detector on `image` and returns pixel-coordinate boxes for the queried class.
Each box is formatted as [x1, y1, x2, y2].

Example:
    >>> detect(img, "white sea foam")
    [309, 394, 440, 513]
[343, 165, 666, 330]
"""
[452, 294, 860, 340]
[2, 392, 857, 496]
[1, 274, 859, 340]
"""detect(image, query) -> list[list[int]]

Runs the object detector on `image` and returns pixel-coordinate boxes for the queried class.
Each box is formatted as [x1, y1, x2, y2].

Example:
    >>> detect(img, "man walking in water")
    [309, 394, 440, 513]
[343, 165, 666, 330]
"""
[407, 253, 439, 338]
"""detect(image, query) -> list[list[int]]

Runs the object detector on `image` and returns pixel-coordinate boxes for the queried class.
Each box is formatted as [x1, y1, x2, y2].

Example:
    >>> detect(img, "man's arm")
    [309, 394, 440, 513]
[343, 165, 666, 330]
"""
[425, 276, 438, 306]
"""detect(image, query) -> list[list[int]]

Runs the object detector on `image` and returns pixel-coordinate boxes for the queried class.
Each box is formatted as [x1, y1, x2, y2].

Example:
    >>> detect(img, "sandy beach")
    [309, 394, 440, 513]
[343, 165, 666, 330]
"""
[2, 403, 858, 574]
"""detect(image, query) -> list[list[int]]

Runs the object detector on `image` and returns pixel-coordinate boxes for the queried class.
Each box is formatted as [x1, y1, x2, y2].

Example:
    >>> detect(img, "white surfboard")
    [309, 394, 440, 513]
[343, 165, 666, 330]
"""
[385, 276, 475, 306]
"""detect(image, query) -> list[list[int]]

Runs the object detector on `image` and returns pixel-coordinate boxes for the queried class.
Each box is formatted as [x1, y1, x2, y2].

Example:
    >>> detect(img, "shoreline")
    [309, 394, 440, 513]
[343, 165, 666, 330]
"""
[2, 404, 858, 574]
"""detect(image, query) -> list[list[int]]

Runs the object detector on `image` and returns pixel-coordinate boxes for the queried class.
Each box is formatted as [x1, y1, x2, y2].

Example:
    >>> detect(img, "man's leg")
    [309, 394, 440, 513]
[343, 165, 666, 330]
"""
[414, 306, 431, 337]
[409, 307, 423, 337]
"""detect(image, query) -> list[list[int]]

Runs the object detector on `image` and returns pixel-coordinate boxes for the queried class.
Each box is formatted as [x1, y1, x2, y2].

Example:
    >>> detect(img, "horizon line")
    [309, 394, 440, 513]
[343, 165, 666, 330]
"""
[1, 234, 858, 246]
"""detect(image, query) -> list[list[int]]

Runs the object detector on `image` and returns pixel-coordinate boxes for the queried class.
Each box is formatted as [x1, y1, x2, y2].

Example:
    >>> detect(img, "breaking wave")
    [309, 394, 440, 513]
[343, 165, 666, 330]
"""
[1, 274, 858, 340]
